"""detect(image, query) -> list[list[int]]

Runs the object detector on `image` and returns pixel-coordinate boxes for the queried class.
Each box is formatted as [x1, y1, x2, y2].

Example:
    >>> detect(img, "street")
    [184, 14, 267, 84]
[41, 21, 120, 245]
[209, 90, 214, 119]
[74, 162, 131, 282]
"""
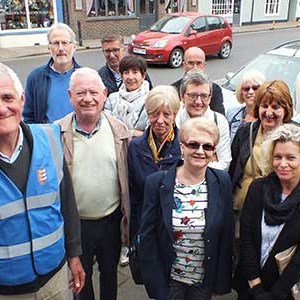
[4, 27, 300, 87]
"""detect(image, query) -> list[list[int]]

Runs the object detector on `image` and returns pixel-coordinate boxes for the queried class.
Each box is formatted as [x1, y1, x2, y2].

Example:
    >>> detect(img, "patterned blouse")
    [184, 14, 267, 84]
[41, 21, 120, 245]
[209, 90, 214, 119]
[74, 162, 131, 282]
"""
[171, 179, 208, 285]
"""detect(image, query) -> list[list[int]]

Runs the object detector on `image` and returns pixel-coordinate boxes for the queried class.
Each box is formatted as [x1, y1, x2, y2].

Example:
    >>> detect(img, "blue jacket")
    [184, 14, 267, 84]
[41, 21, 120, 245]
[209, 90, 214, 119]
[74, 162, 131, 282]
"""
[23, 58, 81, 123]
[128, 126, 181, 239]
[138, 162, 233, 299]
[0, 124, 65, 287]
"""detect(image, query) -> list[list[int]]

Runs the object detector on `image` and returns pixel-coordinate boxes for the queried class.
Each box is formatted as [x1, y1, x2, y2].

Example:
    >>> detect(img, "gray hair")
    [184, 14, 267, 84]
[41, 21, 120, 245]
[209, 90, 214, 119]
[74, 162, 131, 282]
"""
[260, 123, 300, 175]
[145, 85, 180, 116]
[0, 63, 23, 97]
[180, 69, 212, 97]
[69, 67, 106, 91]
[47, 23, 76, 43]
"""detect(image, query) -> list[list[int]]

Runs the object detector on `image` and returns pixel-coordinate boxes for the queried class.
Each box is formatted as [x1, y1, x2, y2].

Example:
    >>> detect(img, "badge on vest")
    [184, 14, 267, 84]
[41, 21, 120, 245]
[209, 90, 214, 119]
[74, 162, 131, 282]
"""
[37, 168, 47, 185]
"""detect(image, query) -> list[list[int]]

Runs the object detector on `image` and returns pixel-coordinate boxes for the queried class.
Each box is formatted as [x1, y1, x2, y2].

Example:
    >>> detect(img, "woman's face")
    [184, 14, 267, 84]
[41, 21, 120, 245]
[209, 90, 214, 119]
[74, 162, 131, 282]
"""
[122, 68, 145, 92]
[259, 100, 285, 132]
[148, 105, 175, 142]
[181, 128, 215, 171]
[241, 80, 260, 107]
[273, 141, 300, 186]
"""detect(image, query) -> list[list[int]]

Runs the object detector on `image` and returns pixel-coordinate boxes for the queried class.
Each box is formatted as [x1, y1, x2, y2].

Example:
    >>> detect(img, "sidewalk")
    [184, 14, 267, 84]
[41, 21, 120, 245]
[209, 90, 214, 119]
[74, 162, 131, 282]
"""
[0, 21, 298, 61]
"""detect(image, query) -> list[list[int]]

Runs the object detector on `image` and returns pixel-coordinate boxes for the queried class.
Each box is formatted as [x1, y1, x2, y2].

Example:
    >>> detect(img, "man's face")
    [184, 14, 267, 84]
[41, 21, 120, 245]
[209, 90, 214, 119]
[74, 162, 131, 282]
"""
[183, 51, 206, 73]
[102, 40, 125, 71]
[182, 83, 211, 117]
[48, 29, 75, 68]
[0, 75, 24, 138]
[69, 74, 106, 123]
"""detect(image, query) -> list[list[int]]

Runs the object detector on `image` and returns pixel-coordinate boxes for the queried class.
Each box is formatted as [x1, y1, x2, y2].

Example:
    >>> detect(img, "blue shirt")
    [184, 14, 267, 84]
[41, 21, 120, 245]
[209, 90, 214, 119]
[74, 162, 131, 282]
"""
[46, 67, 74, 123]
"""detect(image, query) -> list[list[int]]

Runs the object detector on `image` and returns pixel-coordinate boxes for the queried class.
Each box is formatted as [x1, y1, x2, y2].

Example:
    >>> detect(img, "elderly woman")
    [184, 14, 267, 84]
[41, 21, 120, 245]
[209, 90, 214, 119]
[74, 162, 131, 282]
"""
[226, 70, 265, 141]
[234, 123, 300, 300]
[128, 85, 181, 241]
[104, 54, 149, 137]
[138, 118, 233, 300]
[229, 80, 294, 214]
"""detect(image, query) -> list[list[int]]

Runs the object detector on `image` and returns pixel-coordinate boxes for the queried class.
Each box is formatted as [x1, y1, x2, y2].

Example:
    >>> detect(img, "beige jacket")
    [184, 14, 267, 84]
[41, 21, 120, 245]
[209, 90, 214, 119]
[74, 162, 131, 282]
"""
[57, 112, 130, 244]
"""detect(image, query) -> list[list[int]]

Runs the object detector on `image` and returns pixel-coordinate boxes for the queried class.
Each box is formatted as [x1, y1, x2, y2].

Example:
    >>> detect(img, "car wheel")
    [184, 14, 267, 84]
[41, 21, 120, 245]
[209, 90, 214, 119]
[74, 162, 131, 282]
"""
[218, 41, 231, 59]
[169, 48, 183, 68]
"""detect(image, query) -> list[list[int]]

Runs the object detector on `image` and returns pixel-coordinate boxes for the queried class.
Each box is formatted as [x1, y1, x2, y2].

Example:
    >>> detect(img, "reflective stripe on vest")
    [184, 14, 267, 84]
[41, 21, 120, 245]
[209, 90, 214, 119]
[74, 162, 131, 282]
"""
[0, 124, 65, 286]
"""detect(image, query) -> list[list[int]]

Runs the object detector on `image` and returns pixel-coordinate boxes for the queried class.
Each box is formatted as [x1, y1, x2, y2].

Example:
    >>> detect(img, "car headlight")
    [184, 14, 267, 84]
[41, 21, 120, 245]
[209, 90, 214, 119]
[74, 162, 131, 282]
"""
[152, 40, 168, 48]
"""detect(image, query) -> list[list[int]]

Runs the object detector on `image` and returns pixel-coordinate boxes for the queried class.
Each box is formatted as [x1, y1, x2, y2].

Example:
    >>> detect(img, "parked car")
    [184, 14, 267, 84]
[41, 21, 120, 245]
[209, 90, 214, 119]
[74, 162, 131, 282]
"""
[222, 40, 300, 113]
[128, 12, 233, 68]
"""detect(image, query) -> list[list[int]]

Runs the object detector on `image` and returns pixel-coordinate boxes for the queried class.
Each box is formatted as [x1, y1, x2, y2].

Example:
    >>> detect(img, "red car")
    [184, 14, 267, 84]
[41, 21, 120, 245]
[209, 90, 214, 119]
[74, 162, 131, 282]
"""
[128, 13, 233, 68]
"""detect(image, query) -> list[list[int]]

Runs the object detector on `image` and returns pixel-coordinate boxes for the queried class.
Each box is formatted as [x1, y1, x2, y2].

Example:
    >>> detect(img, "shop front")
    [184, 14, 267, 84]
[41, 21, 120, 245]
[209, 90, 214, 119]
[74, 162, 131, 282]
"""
[0, 0, 63, 48]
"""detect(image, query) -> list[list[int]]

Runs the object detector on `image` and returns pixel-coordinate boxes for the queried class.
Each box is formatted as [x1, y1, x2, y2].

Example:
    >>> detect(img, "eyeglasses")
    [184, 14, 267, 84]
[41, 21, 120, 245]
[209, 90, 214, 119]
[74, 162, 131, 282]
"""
[49, 40, 73, 48]
[102, 48, 121, 55]
[185, 92, 211, 102]
[184, 142, 215, 151]
[242, 85, 260, 92]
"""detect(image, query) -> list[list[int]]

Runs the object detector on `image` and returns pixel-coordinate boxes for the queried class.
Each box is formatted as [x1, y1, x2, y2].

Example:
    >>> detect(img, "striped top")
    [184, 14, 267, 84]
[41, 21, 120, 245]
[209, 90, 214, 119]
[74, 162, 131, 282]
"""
[171, 179, 208, 285]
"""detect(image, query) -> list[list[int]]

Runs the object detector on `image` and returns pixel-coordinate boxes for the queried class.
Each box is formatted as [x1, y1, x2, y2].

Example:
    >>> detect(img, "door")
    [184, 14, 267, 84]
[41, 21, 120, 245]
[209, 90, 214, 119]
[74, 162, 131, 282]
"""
[138, 0, 156, 29]
[232, 0, 241, 26]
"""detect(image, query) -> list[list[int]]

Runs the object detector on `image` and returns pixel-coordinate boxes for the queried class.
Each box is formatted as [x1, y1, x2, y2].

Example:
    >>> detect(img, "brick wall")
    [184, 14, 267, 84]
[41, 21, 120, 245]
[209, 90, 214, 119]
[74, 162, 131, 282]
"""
[67, 1, 166, 41]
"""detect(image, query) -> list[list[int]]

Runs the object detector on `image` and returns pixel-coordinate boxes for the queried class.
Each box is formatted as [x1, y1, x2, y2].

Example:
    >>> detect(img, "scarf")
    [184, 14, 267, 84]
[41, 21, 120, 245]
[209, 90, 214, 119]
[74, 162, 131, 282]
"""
[148, 126, 175, 163]
[263, 173, 300, 226]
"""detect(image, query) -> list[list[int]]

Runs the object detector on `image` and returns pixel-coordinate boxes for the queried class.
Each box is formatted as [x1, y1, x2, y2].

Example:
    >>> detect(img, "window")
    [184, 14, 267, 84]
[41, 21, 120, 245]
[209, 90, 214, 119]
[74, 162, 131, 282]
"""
[191, 17, 206, 33]
[212, 0, 233, 15]
[207, 16, 221, 30]
[265, 0, 280, 15]
[0, 0, 54, 30]
[88, 0, 134, 17]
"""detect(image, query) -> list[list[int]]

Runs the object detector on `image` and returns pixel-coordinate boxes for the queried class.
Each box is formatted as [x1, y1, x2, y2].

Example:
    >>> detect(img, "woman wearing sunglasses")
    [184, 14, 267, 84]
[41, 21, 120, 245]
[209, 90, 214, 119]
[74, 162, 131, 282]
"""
[226, 70, 265, 141]
[138, 118, 233, 300]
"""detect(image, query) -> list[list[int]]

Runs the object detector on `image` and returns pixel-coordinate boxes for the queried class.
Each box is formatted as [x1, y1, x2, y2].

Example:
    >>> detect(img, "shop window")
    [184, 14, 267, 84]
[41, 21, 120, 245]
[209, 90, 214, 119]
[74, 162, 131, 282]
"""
[265, 0, 280, 15]
[0, 0, 54, 30]
[88, 0, 135, 17]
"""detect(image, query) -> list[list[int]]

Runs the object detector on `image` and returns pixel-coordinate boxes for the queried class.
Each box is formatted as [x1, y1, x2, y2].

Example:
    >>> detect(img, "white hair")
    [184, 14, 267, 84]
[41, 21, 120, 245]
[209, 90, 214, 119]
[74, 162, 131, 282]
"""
[47, 22, 76, 43]
[69, 67, 106, 91]
[0, 63, 24, 97]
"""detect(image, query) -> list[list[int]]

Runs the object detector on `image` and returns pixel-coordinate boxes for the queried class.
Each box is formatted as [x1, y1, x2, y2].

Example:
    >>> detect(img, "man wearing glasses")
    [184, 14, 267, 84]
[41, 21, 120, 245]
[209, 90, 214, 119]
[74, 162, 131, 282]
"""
[172, 46, 225, 115]
[176, 69, 231, 171]
[23, 23, 81, 123]
[98, 34, 152, 96]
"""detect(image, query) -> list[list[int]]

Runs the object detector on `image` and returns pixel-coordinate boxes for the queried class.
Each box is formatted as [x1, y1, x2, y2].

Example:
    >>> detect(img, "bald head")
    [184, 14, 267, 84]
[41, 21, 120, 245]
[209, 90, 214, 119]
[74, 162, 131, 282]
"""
[183, 47, 206, 73]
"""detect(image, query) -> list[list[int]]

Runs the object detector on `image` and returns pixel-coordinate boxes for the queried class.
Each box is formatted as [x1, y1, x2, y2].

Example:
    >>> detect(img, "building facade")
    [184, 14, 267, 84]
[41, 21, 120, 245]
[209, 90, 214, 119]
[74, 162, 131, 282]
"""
[0, 0, 63, 47]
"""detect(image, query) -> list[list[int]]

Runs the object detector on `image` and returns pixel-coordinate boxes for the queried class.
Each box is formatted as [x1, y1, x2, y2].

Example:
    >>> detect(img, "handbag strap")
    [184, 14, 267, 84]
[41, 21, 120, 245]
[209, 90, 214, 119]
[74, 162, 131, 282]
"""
[249, 121, 256, 178]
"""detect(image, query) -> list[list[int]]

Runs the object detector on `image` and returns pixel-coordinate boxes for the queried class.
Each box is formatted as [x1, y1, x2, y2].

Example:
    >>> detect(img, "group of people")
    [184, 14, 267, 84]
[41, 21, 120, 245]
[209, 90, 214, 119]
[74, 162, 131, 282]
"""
[1, 21, 300, 300]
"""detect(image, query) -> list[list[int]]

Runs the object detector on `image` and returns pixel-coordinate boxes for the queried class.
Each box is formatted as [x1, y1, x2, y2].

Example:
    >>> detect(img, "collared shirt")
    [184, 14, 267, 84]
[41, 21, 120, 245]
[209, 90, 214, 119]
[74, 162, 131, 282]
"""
[0, 126, 23, 164]
[73, 114, 102, 138]
[108, 64, 122, 87]
[50, 63, 74, 74]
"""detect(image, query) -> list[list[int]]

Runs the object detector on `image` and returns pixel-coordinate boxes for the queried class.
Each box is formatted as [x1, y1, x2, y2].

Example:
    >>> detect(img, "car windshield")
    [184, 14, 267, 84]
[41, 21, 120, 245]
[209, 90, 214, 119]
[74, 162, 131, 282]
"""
[223, 53, 300, 95]
[150, 16, 191, 34]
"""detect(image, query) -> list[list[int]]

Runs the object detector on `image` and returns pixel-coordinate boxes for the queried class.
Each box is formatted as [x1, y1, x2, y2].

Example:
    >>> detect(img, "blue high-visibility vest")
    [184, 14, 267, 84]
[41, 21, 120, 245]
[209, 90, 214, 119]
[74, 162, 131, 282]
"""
[0, 124, 65, 286]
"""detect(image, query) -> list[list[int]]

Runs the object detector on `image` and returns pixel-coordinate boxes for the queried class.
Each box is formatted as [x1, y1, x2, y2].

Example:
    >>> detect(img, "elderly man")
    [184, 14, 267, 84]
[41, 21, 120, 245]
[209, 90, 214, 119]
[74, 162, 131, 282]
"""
[57, 67, 130, 300]
[0, 63, 85, 299]
[98, 34, 152, 95]
[176, 69, 231, 171]
[172, 46, 225, 115]
[23, 23, 81, 123]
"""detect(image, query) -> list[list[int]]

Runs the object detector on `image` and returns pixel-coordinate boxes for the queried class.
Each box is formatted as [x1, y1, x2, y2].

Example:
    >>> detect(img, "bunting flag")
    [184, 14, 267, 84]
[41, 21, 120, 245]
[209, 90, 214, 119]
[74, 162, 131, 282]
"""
[86, 0, 93, 15]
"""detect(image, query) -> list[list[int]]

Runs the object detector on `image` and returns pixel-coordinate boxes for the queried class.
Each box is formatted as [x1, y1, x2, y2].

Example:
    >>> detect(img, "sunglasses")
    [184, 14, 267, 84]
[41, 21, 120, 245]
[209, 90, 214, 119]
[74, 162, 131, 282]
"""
[184, 142, 215, 151]
[242, 85, 260, 92]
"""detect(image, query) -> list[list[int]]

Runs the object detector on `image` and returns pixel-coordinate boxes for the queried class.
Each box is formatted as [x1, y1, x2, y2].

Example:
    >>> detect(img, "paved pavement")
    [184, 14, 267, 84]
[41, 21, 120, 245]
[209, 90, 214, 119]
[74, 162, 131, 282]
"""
[0, 21, 299, 61]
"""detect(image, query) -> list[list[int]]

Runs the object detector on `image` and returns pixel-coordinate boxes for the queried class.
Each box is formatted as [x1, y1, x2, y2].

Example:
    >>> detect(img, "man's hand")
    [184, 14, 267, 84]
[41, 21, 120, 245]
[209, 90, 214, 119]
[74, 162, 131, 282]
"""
[68, 256, 85, 294]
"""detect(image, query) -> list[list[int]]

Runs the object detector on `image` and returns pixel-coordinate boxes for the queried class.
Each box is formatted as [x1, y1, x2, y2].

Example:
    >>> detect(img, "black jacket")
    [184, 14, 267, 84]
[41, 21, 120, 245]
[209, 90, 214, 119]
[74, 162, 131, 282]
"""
[229, 120, 260, 193]
[172, 78, 225, 115]
[98, 63, 153, 96]
[234, 177, 300, 300]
